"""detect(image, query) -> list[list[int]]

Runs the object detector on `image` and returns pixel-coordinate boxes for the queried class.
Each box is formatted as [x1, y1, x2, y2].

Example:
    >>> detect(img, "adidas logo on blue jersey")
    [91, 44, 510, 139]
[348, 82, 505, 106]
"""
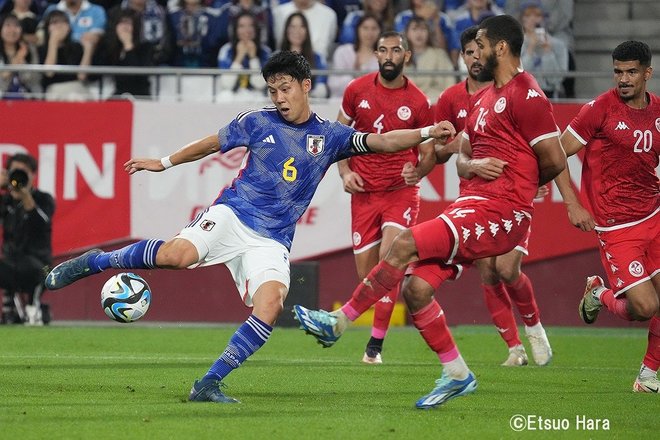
[262, 135, 275, 143]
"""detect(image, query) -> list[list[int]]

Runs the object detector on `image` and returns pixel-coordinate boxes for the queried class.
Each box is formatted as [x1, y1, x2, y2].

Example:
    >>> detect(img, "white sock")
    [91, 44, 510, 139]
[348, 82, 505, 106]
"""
[639, 364, 657, 379]
[510, 344, 525, 353]
[525, 322, 544, 335]
[443, 355, 470, 380]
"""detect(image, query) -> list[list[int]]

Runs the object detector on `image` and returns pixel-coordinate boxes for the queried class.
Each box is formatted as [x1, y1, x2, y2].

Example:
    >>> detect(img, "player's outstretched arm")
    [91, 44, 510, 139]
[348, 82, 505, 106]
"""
[554, 130, 596, 231]
[402, 141, 436, 185]
[367, 121, 456, 153]
[124, 135, 220, 175]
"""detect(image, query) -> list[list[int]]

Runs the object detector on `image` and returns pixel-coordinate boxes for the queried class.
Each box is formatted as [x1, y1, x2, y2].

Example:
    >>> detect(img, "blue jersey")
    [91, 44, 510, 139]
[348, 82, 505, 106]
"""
[215, 107, 364, 249]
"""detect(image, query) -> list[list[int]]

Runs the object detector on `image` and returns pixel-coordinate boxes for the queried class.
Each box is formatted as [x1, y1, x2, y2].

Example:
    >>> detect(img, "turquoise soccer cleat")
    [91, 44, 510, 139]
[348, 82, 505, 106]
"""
[415, 371, 477, 409]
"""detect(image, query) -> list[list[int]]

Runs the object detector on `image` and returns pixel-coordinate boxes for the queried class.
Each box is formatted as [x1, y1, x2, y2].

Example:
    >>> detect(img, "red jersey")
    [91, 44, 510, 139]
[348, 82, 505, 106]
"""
[434, 79, 471, 131]
[462, 71, 560, 210]
[341, 72, 434, 191]
[567, 89, 660, 227]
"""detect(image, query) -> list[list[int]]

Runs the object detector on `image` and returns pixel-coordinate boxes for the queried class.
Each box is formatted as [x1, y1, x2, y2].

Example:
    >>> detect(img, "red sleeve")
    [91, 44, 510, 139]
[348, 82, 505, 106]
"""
[511, 91, 559, 145]
[434, 89, 453, 124]
[566, 99, 604, 145]
[341, 81, 357, 120]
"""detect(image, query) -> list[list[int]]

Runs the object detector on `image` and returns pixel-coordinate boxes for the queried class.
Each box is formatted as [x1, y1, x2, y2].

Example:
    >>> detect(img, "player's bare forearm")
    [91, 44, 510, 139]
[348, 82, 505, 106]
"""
[553, 164, 595, 231]
[534, 137, 566, 186]
[368, 121, 456, 153]
[125, 134, 220, 174]
[415, 142, 436, 179]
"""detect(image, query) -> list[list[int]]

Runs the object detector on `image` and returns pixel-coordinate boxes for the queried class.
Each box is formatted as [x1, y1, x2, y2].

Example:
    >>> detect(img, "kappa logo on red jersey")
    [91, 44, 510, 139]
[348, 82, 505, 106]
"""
[615, 121, 629, 130]
[526, 89, 542, 99]
[457, 109, 468, 118]
[358, 100, 371, 109]
[306, 135, 324, 157]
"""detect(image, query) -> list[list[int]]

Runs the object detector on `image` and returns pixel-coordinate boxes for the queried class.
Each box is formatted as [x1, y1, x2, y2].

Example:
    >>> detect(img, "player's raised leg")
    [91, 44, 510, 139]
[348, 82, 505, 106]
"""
[44, 238, 182, 289]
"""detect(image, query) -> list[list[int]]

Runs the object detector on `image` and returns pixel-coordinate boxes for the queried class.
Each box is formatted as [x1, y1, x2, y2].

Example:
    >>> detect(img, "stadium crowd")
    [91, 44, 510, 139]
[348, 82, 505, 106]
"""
[0, 0, 573, 100]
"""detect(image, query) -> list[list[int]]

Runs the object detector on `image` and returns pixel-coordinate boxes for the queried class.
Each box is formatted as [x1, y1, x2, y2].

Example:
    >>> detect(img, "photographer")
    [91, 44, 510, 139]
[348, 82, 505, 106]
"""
[0, 153, 55, 325]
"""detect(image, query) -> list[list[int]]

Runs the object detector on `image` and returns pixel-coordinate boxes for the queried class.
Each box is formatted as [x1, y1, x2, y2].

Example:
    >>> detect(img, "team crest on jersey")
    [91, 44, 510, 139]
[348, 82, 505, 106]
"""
[494, 97, 507, 113]
[306, 135, 325, 157]
[352, 232, 362, 246]
[200, 220, 216, 231]
[655, 117, 660, 132]
[397, 106, 412, 121]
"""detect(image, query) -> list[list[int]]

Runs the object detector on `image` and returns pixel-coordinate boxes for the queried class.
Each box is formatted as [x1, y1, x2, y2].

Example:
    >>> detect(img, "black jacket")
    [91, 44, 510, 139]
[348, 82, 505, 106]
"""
[0, 189, 55, 266]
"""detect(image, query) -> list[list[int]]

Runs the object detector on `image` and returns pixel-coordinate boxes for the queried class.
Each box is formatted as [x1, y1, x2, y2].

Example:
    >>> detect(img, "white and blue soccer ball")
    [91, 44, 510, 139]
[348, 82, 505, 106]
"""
[101, 273, 151, 323]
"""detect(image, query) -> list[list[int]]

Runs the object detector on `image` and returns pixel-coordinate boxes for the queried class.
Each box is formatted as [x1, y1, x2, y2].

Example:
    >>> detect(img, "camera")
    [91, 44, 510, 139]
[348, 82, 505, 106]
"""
[8, 168, 29, 189]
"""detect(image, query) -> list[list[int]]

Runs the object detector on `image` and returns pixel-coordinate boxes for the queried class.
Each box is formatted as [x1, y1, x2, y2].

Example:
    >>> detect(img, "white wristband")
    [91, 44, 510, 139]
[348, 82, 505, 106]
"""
[160, 156, 173, 169]
[420, 126, 433, 139]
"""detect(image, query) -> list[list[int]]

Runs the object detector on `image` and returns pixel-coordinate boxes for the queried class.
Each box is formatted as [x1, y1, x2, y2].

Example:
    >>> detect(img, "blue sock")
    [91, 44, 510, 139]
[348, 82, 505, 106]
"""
[88, 239, 164, 272]
[203, 315, 273, 381]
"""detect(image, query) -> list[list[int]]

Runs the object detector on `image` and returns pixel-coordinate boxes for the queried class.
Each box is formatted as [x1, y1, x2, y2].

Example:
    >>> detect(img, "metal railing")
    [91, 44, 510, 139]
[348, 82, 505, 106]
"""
[0, 64, 654, 102]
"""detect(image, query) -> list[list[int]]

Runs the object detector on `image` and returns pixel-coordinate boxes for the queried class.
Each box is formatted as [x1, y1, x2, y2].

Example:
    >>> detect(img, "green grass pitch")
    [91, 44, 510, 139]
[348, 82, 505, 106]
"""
[0, 324, 655, 439]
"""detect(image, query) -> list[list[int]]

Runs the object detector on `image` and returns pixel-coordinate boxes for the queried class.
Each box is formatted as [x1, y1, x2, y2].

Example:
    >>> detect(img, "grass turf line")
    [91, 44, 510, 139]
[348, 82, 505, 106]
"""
[0, 325, 655, 439]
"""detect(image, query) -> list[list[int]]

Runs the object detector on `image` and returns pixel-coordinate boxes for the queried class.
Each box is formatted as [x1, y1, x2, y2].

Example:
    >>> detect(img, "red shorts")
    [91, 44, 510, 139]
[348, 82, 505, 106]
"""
[514, 226, 532, 255]
[407, 259, 470, 290]
[595, 210, 660, 296]
[351, 186, 420, 253]
[410, 197, 532, 265]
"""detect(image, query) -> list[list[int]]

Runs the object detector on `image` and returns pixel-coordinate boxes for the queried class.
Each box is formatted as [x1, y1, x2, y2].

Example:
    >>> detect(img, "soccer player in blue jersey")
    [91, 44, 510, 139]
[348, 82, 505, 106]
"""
[44, 51, 456, 404]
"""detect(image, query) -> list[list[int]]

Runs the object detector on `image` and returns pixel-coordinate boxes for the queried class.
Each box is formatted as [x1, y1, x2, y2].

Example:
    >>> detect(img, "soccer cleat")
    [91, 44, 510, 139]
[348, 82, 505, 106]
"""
[292, 305, 345, 347]
[525, 325, 553, 366]
[579, 275, 605, 324]
[189, 378, 240, 403]
[633, 375, 660, 393]
[362, 346, 383, 364]
[415, 371, 477, 409]
[501, 345, 528, 367]
[45, 248, 103, 290]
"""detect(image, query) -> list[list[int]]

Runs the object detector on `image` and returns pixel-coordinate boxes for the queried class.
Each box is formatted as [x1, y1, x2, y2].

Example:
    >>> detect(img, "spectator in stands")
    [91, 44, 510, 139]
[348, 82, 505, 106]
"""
[272, 0, 337, 60]
[506, 0, 575, 97]
[217, 10, 270, 99]
[96, 8, 153, 98]
[0, 153, 55, 326]
[519, 0, 568, 98]
[218, 0, 273, 51]
[444, 0, 506, 18]
[0, 13, 41, 98]
[394, 0, 460, 66]
[404, 15, 454, 99]
[38, 9, 91, 100]
[279, 11, 328, 98]
[107, 0, 174, 66]
[452, 0, 503, 44]
[8, 0, 38, 45]
[325, 0, 361, 36]
[337, 0, 394, 45]
[329, 12, 380, 97]
[169, 0, 224, 67]
[42, 0, 107, 74]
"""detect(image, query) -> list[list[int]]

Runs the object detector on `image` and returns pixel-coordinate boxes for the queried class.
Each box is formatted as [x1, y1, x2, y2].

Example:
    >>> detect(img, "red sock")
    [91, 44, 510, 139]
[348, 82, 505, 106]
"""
[411, 300, 456, 356]
[483, 283, 521, 348]
[344, 260, 406, 318]
[599, 289, 633, 321]
[505, 273, 540, 326]
[643, 316, 660, 371]
[372, 284, 400, 339]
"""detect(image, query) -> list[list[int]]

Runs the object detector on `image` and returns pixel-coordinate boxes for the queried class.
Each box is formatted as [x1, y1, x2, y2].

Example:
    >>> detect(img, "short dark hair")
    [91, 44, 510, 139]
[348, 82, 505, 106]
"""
[612, 40, 652, 67]
[6, 153, 38, 172]
[378, 30, 409, 51]
[262, 50, 312, 83]
[478, 14, 524, 57]
[460, 26, 479, 52]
